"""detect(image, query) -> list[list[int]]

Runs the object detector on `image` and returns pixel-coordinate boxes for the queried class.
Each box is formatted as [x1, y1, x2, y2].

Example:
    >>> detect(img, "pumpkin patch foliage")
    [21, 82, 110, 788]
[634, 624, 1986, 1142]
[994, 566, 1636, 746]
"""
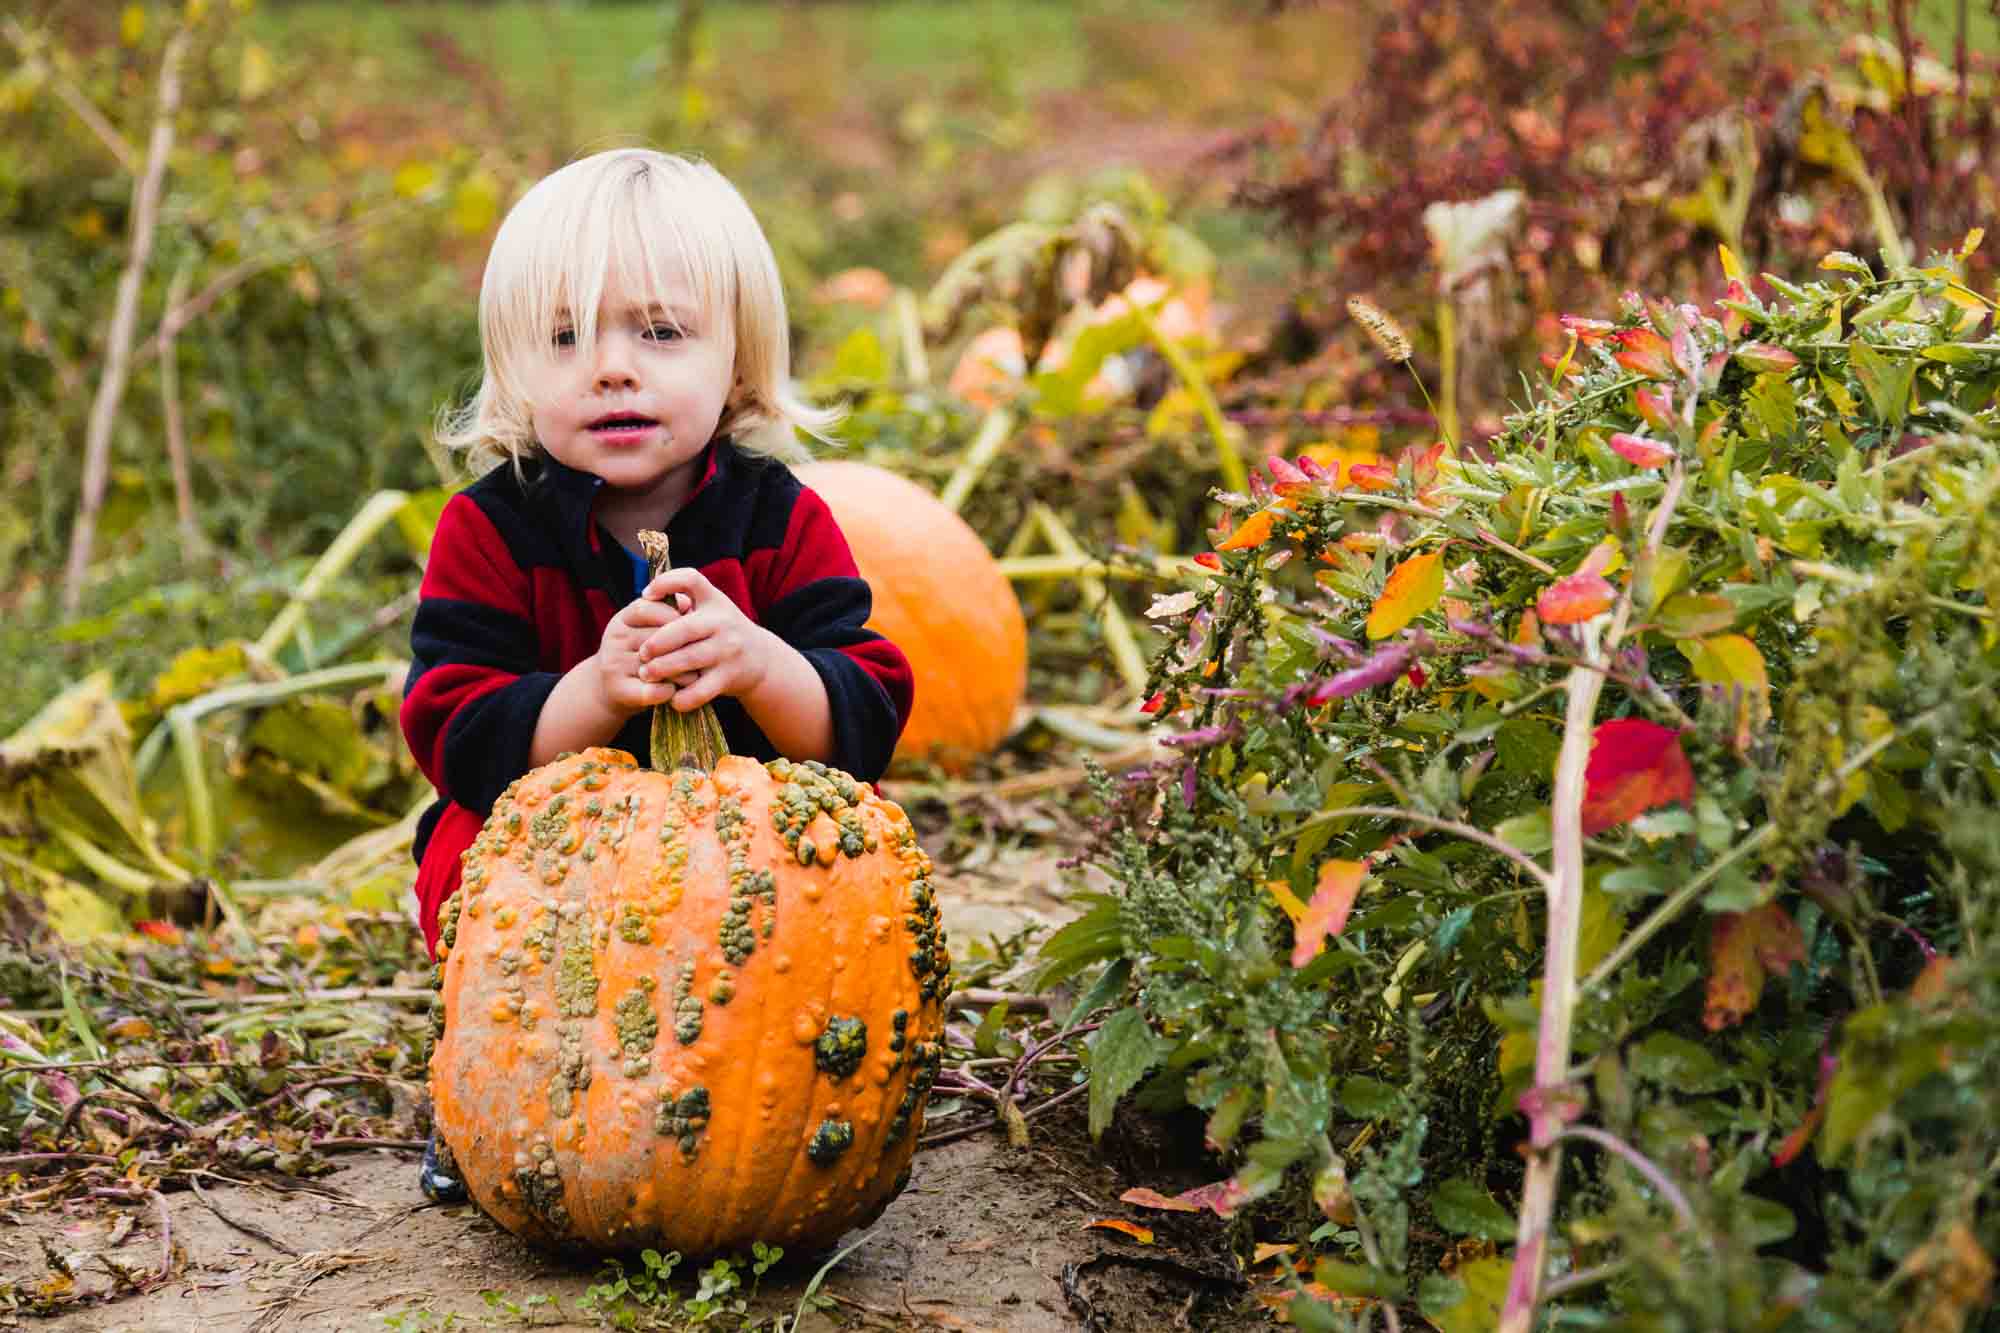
[1051, 244, 2000, 1330]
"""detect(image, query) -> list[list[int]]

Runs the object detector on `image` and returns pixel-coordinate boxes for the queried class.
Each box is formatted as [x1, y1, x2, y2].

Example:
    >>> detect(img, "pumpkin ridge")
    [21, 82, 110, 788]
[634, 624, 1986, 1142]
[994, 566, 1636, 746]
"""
[766, 784, 860, 1243]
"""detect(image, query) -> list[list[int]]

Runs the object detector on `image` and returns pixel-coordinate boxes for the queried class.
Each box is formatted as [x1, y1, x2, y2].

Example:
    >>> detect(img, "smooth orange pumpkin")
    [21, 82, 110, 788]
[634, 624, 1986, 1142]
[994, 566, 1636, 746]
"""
[428, 533, 950, 1256]
[796, 460, 1027, 772]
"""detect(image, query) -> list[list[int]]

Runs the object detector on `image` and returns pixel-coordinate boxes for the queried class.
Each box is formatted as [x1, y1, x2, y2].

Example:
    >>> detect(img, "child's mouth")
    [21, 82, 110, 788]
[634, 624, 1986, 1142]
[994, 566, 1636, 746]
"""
[588, 415, 661, 441]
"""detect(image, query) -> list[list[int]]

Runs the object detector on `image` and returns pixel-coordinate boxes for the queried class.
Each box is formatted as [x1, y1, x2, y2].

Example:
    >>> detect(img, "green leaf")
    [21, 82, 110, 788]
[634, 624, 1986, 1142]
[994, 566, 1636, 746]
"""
[1313, 1257, 1401, 1301]
[1655, 593, 1737, 638]
[1741, 1196, 1797, 1246]
[1087, 1008, 1172, 1139]
[1495, 810, 1552, 855]
[1337, 1074, 1401, 1119]
[1432, 1178, 1516, 1241]
[1056, 957, 1132, 1039]
[1630, 1031, 1733, 1092]
[1494, 718, 1561, 779]
[1035, 899, 1123, 988]
[1849, 340, 1914, 431]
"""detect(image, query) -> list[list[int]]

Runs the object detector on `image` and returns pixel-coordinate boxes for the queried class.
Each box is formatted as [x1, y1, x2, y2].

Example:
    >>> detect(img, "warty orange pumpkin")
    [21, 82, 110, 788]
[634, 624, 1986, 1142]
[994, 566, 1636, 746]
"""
[428, 531, 950, 1256]
[794, 460, 1027, 772]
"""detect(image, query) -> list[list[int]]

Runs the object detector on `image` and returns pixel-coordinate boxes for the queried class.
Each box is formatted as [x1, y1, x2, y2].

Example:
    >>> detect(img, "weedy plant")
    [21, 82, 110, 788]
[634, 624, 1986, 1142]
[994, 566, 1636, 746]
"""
[1044, 237, 2000, 1331]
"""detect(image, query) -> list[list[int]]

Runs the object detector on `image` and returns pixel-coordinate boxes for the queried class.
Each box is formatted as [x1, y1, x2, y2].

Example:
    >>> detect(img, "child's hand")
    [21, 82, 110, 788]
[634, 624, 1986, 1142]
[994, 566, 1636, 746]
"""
[594, 586, 695, 715]
[636, 568, 777, 712]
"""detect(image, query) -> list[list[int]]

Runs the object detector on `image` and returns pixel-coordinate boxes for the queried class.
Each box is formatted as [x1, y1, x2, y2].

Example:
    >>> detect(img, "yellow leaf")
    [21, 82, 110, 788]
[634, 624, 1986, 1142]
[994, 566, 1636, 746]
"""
[1215, 509, 1278, 551]
[1292, 860, 1367, 967]
[1718, 242, 1746, 282]
[393, 161, 440, 200]
[239, 43, 274, 101]
[1264, 879, 1308, 925]
[450, 171, 501, 237]
[1366, 549, 1445, 639]
[121, 4, 145, 46]
[1963, 227, 1986, 259]
[1684, 633, 1770, 715]
[1427, 1256, 1511, 1333]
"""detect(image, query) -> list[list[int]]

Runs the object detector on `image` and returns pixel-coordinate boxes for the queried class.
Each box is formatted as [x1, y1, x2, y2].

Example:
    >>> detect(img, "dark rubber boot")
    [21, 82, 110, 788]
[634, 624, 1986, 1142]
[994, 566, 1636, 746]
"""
[419, 1131, 468, 1205]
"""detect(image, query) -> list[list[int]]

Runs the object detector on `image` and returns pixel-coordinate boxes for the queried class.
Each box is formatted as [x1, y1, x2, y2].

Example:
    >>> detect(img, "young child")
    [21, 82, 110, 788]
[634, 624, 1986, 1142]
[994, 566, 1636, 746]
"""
[399, 148, 914, 1201]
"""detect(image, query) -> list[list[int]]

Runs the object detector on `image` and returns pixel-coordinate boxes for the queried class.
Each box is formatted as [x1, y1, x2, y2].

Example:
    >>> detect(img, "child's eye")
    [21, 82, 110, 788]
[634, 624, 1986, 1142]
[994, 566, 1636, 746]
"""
[552, 327, 576, 348]
[643, 323, 684, 342]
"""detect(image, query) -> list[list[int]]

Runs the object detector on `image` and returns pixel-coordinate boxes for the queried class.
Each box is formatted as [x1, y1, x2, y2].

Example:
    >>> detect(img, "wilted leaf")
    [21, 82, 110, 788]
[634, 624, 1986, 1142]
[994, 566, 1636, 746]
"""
[0, 674, 190, 912]
[1580, 718, 1696, 835]
[1367, 550, 1446, 639]
[1292, 860, 1366, 966]
[1704, 902, 1805, 1030]
[1891, 1223, 1993, 1333]
[1119, 1187, 1202, 1213]
[1084, 1219, 1154, 1244]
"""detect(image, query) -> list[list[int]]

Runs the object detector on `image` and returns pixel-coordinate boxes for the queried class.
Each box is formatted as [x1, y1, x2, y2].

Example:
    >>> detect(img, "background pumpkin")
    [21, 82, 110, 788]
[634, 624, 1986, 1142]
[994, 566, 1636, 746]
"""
[428, 533, 950, 1256]
[795, 460, 1028, 772]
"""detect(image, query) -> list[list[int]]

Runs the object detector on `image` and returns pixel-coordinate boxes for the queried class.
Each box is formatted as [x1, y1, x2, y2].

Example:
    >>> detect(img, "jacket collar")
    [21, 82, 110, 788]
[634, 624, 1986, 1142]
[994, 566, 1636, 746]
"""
[526, 441, 726, 572]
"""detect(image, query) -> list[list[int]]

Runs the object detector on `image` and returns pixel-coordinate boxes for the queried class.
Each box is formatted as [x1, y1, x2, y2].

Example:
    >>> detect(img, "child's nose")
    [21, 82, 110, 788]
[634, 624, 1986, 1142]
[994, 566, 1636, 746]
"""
[592, 336, 639, 389]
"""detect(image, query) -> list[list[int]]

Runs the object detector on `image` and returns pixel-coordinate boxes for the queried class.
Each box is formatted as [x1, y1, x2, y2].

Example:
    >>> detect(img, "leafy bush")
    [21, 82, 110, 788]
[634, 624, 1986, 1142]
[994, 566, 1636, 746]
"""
[1050, 239, 2000, 1329]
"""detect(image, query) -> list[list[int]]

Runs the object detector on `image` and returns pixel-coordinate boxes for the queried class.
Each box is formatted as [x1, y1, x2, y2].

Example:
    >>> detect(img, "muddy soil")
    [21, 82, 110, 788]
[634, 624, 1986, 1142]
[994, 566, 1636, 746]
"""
[3, 843, 1257, 1333]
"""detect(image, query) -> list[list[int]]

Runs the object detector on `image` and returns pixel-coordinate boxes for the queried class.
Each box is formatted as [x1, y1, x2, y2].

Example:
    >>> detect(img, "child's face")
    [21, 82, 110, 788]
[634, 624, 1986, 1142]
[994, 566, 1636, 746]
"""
[527, 264, 736, 516]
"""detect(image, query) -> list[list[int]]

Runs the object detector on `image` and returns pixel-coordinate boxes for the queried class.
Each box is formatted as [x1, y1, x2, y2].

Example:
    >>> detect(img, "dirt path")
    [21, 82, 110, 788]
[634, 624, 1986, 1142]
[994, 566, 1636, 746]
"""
[5, 848, 1251, 1332]
[9, 1121, 1226, 1333]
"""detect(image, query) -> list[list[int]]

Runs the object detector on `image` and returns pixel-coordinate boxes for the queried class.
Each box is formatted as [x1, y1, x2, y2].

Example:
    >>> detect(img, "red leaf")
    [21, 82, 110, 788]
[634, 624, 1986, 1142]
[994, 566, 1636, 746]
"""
[1537, 572, 1616, 624]
[1174, 1176, 1257, 1217]
[1633, 385, 1677, 434]
[1560, 314, 1615, 344]
[1580, 718, 1695, 835]
[1346, 463, 1396, 492]
[1704, 902, 1806, 1031]
[1193, 552, 1221, 571]
[135, 920, 183, 944]
[1292, 860, 1367, 967]
[1608, 432, 1674, 469]
[1734, 342, 1801, 374]
[1613, 327, 1675, 379]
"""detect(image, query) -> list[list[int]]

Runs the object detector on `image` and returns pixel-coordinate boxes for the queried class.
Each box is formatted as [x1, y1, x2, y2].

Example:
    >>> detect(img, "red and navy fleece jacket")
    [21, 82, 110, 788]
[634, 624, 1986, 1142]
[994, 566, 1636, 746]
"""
[400, 441, 914, 957]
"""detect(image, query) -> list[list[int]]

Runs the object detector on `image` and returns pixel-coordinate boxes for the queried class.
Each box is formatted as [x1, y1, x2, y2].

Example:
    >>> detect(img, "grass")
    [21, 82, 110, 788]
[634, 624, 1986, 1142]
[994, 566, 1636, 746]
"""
[252, 1, 1150, 145]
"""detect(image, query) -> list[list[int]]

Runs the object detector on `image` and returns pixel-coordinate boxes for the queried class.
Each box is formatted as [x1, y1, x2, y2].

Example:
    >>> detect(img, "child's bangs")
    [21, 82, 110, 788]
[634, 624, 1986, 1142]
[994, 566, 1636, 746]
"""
[554, 171, 734, 355]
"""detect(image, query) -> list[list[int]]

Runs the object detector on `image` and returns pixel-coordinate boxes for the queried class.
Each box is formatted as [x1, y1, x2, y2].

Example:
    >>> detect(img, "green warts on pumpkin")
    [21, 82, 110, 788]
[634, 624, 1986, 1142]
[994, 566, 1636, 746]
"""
[654, 1084, 711, 1160]
[515, 1138, 570, 1232]
[887, 1041, 942, 1144]
[717, 794, 765, 964]
[672, 959, 703, 1045]
[549, 1018, 592, 1119]
[814, 1016, 868, 1078]
[615, 979, 658, 1077]
[553, 907, 599, 1019]
[806, 1118, 855, 1166]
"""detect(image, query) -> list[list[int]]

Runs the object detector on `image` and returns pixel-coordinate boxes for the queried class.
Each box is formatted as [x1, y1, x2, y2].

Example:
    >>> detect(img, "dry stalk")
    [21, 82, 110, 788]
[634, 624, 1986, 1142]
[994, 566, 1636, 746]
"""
[60, 24, 189, 613]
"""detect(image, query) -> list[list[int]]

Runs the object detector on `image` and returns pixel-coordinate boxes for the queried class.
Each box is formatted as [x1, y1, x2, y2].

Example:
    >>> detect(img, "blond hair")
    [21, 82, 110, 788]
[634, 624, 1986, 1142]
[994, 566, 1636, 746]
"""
[437, 149, 835, 473]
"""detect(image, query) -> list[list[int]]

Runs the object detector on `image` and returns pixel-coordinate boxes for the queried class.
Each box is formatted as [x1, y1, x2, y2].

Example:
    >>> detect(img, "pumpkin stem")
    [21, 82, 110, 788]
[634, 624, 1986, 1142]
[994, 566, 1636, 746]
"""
[638, 529, 730, 773]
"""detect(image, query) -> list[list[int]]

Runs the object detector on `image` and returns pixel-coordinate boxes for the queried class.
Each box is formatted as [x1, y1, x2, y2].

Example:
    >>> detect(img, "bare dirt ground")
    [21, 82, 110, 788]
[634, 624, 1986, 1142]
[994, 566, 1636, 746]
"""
[3, 844, 1254, 1333]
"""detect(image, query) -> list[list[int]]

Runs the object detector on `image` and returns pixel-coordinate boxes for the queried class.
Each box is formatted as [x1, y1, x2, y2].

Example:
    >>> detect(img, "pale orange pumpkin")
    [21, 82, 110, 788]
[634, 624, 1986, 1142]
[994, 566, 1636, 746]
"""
[796, 461, 1027, 771]
[428, 532, 950, 1256]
